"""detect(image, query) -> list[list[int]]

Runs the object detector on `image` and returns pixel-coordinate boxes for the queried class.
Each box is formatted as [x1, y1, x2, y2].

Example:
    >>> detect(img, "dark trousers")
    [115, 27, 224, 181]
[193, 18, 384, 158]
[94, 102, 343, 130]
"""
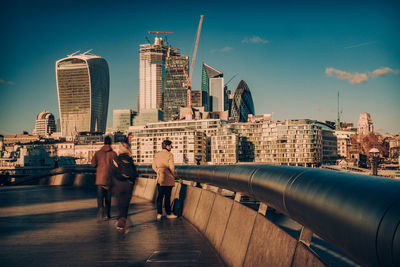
[115, 182, 134, 219]
[97, 185, 111, 217]
[156, 184, 173, 215]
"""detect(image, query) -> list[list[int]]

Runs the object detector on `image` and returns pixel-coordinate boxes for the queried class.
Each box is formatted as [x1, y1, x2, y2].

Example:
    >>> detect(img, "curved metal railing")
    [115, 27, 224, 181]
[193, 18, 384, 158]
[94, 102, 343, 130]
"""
[137, 164, 400, 267]
[10, 166, 96, 185]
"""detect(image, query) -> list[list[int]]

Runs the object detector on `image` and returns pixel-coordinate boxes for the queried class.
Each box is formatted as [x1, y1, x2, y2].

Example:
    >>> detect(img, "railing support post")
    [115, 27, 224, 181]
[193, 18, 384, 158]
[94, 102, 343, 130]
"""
[299, 226, 313, 246]
[234, 192, 242, 202]
[258, 202, 268, 216]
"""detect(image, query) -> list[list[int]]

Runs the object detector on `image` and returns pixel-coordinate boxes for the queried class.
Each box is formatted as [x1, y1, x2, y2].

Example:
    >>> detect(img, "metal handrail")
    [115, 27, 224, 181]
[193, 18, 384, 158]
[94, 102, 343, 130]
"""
[137, 164, 400, 267]
[11, 166, 96, 185]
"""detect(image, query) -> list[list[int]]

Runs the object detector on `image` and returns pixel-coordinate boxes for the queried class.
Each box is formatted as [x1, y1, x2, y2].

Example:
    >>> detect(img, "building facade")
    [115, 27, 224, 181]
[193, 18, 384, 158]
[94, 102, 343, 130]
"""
[56, 51, 109, 137]
[113, 109, 137, 132]
[163, 55, 189, 121]
[357, 112, 374, 135]
[201, 63, 223, 111]
[209, 77, 225, 112]
[211, 116, 336, 166]
[334, 130, 356, 159]
[139, 37, 168, 112]
[129, 119, 223, 164]
[230, 80, 255, 122]
[33, 110, 56, 137]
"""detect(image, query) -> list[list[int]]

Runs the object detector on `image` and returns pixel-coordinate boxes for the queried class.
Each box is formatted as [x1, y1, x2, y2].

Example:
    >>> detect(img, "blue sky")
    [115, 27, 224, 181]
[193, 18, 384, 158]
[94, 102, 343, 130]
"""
[1, 0, 399, 134]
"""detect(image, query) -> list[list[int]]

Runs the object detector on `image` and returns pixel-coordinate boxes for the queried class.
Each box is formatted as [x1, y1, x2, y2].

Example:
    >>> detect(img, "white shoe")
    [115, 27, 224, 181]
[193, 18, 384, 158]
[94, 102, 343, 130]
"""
[166, 214, 178, 219]
[156, 214, 162, 221]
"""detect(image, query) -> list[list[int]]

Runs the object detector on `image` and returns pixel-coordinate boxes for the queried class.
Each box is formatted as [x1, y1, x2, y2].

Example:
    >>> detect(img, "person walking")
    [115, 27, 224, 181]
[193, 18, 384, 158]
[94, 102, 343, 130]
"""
[152, 139, 178, 221]
[91, 136, 117, 221]
[112, 142, 138, 232]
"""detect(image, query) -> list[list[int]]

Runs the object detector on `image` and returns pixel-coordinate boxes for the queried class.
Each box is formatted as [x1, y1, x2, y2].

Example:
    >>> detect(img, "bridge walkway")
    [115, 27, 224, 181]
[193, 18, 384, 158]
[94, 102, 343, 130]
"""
[0, 185, 225, 266]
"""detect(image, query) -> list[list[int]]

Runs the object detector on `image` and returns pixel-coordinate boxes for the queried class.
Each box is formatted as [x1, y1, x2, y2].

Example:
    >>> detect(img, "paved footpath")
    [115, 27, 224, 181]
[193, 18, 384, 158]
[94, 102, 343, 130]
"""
[0, 185, 225, 266]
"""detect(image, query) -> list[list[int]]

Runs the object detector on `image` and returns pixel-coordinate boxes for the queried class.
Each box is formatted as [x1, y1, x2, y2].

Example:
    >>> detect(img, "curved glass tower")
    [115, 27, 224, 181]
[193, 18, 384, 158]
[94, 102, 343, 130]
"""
[230, 80, 255, 122]
[56, 52, 109, 137]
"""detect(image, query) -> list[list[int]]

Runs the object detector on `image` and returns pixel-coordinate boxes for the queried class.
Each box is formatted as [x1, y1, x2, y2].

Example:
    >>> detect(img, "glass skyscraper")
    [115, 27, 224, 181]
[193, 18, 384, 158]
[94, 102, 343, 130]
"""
[56, 51, 109, 137]
[201, 63, 223, 112]
[230, 80, 255, 122]
[163, 54, 189, 120]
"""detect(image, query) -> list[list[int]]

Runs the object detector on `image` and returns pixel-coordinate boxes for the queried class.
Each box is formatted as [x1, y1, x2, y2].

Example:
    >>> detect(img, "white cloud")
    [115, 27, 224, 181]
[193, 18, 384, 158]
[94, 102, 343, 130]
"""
[209, 46, 234, 53]
[371, 67, 399, 77]
[242, 36, 270, 44]
[344, 41, 377, 49]
[325, 67, 400, 84]
[325, 68, 368, 84]
[220, 46, 233, 52]
[0, 79, 14, 85]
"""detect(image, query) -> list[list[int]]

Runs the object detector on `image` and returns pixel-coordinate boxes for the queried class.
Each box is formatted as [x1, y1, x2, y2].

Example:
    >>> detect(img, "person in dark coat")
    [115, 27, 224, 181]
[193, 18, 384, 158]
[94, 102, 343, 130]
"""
[112, 142, 137, 231]
[91, 136, 117, 221]
[152, 139, 177, 221]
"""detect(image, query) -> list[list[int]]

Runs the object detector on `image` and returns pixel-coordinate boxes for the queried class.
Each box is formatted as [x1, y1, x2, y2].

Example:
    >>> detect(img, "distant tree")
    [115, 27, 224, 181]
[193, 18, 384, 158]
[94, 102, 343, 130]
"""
[360, 133, 388, 157]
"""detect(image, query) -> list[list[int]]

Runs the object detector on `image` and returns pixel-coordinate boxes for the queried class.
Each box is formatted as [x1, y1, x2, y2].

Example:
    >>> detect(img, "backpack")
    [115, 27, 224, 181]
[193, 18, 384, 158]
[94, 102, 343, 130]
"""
[114, 154, 138, 182]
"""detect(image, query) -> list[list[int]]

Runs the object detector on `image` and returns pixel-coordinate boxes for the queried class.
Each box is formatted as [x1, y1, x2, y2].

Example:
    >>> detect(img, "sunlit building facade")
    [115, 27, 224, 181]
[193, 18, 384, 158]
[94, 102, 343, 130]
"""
[201, 63, 223, 111]
[129, 119, 222, 164]
[56, 51, 109, 137]
[357, 112, 374, 135]
[33, 110, 56, 137]
[211, 116, 336, 166]
[139, 37, 168, 112]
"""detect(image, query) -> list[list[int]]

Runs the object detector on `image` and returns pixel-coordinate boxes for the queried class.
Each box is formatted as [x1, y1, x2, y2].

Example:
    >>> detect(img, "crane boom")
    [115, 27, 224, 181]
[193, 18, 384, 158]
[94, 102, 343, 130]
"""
[188, 15, 204, 85]
[148, 31, 174, 38]
[225, 73, 238, 87]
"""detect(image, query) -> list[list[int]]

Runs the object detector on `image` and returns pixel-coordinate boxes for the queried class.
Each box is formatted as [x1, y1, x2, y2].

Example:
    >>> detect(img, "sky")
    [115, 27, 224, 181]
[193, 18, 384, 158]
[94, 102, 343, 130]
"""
[1, 0, 399, 135]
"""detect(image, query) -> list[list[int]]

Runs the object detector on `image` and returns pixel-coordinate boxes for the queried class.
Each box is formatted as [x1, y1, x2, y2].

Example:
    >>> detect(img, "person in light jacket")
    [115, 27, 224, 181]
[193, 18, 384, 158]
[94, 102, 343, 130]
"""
[152, 139, 177, 221]
[91, 136, 117, 221]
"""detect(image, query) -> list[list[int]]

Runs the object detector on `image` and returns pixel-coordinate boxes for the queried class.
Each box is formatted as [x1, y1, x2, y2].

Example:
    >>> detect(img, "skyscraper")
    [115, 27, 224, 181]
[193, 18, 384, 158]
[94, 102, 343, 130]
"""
[163, 54, 189, 120]
[56, 51, 109, 137]
[139, 37, 168, 112]
[201, 63, 223, 111]
[230, 80, 255, 122]
[33, 110, 56, 137]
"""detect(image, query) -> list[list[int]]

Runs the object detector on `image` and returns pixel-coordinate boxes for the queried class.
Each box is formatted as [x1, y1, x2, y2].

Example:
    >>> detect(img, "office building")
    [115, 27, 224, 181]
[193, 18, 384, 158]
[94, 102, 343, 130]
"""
[113, 109, 137, 132]
[201, 63, 223, 111]
[209, 77, 225, 112]
[139, 37, 169, 112]
[230, 80, 255, 122]
[163, 55, 189, 121]
[56, 51, 109, 137]
[33, 110, 56, 137]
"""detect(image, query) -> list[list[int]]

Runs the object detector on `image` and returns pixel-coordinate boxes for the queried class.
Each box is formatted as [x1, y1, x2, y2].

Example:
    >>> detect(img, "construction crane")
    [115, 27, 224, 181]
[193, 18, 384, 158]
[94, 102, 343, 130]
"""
[148, 31, 174, 38]
[186, 15, 204, 114]
[225, 73, 238, 87]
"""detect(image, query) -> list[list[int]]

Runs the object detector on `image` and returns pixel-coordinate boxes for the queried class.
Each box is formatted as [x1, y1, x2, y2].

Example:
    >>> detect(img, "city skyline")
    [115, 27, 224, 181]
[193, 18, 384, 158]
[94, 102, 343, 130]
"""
[1, 0, 399, 135]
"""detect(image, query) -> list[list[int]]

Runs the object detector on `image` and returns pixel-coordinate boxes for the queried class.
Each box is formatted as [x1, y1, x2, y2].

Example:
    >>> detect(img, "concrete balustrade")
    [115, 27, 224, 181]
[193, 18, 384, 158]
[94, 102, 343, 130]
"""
[131, 177, 326, 267]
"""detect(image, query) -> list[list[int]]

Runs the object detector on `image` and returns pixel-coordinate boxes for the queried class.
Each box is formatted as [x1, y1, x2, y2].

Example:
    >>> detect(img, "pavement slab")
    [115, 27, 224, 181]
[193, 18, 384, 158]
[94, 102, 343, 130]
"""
[0, 185, 225, 267]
